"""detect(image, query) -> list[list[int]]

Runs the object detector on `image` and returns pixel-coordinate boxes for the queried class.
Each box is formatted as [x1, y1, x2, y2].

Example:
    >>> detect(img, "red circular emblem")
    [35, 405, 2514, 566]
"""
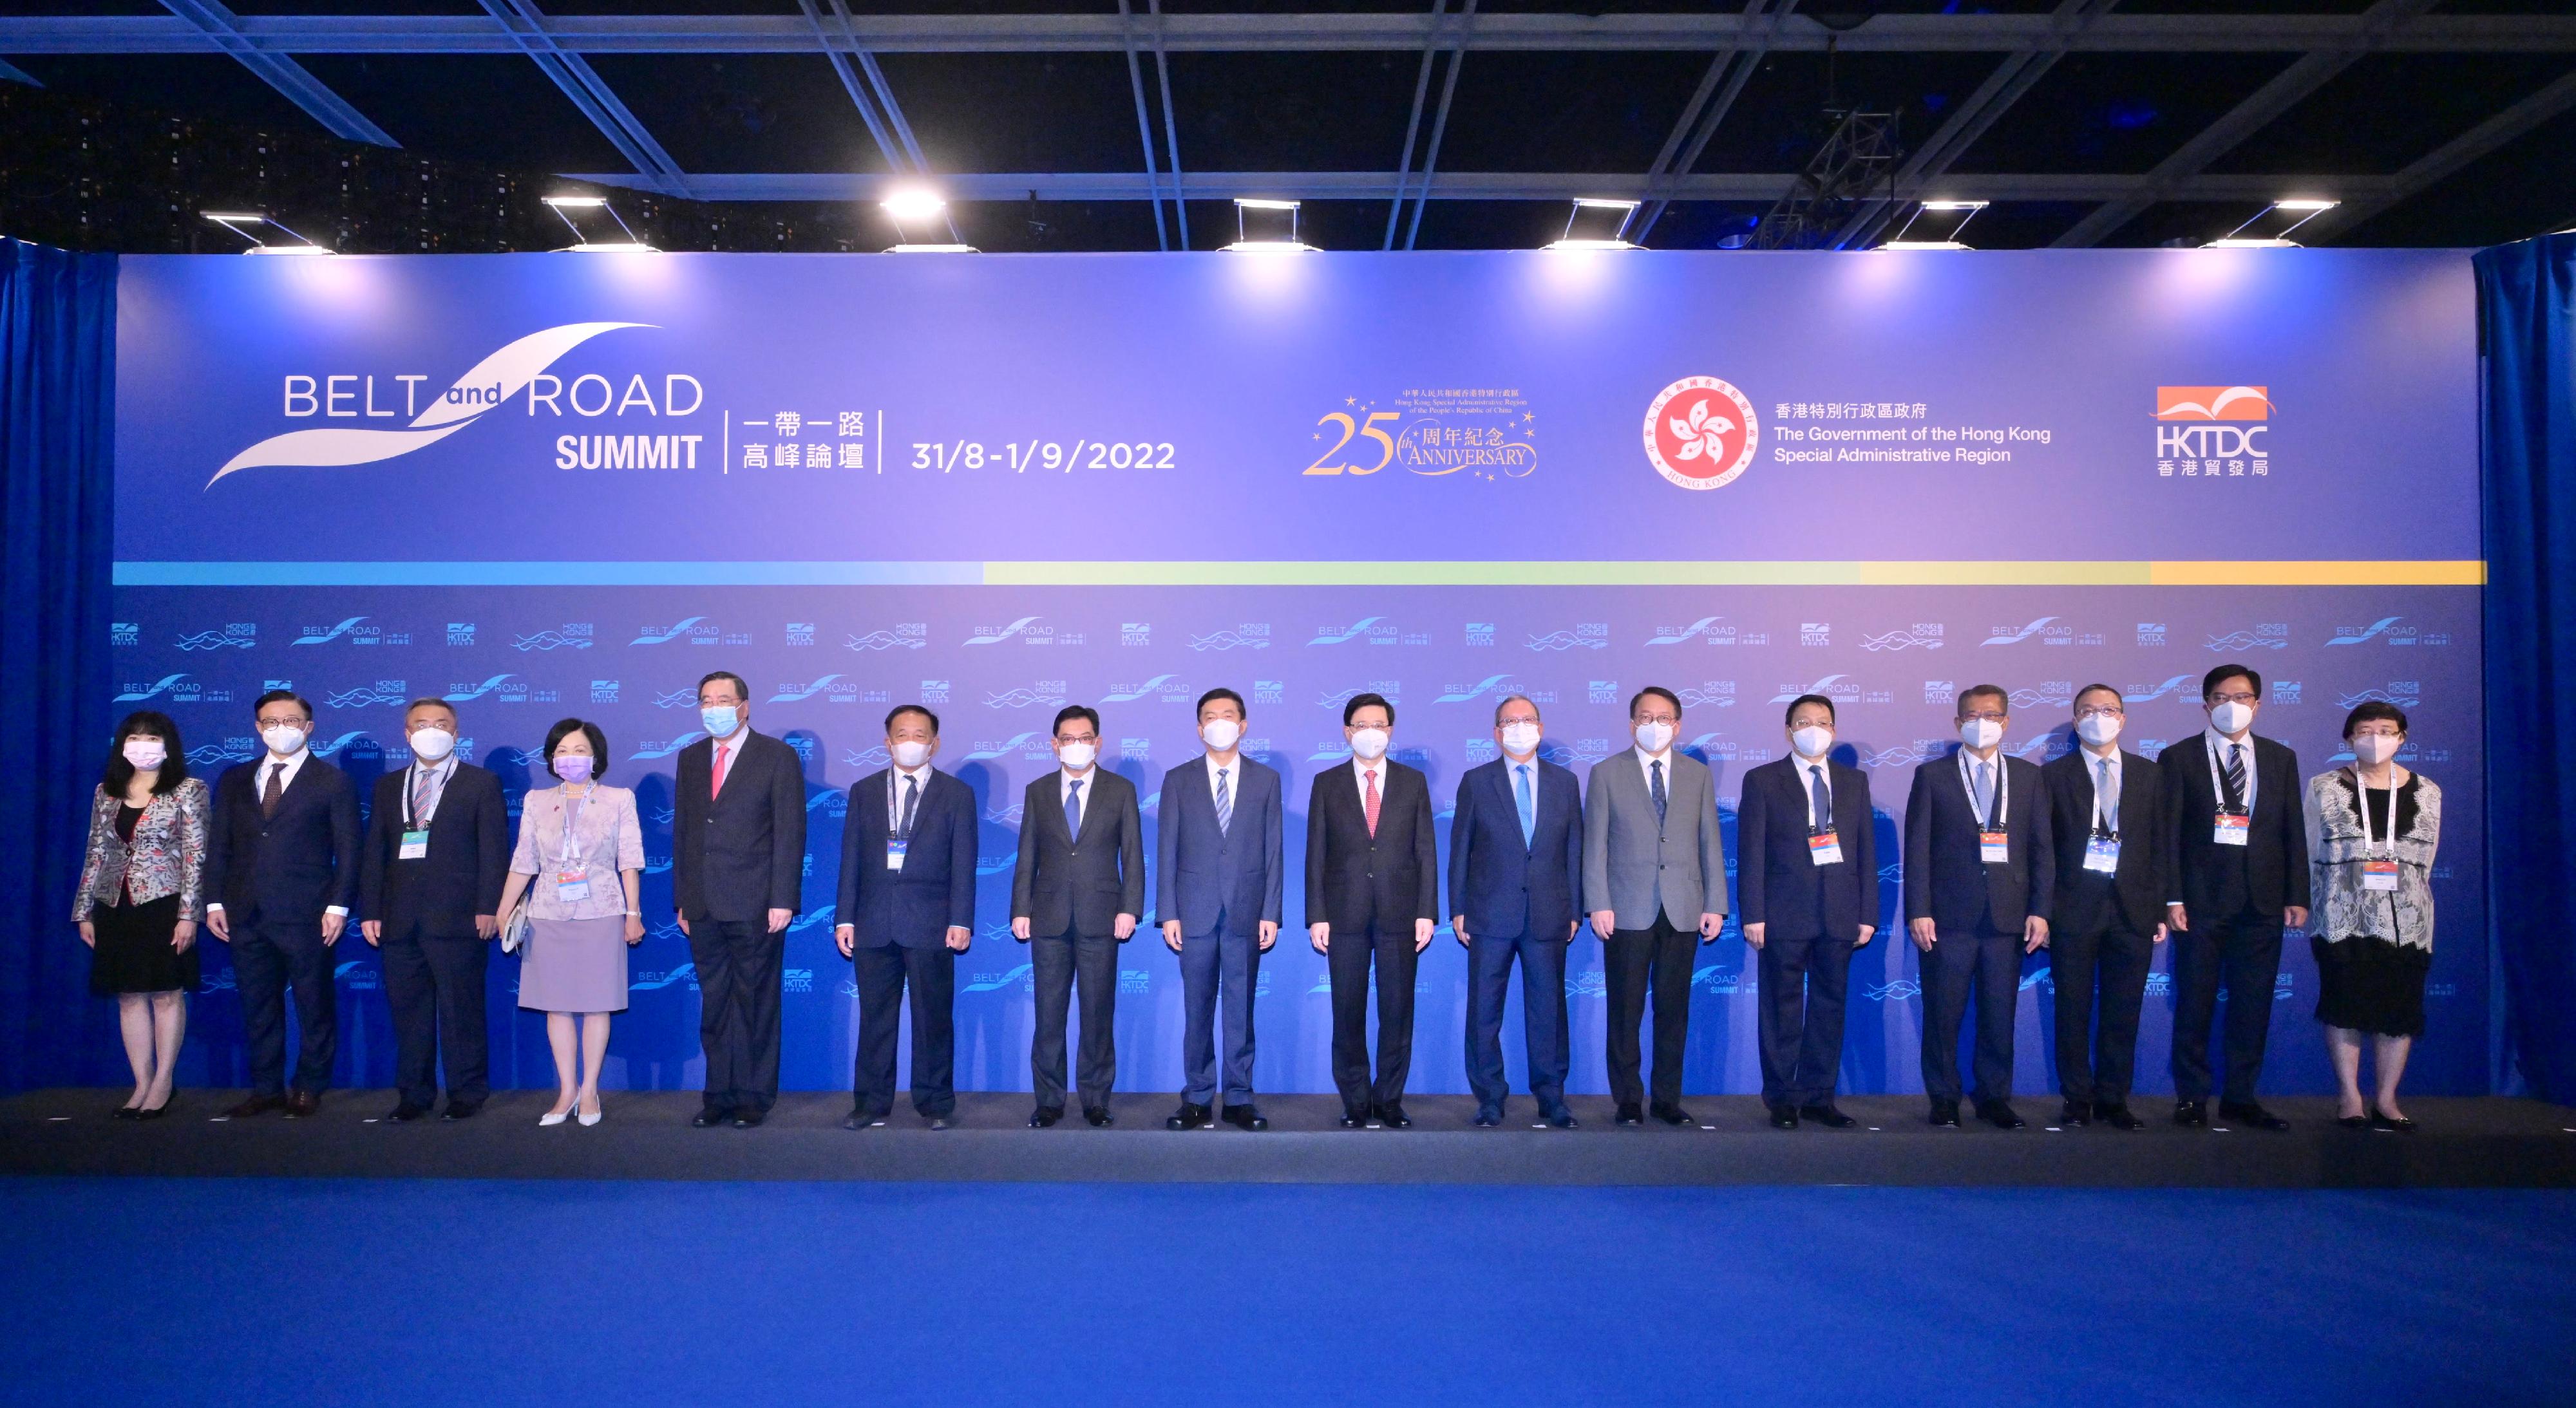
[1643, 376, 1758, 490]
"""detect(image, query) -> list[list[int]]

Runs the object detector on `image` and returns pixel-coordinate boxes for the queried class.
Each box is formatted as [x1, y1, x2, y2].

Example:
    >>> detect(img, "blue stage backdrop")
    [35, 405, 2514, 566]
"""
[104, 249, 2486, 1098]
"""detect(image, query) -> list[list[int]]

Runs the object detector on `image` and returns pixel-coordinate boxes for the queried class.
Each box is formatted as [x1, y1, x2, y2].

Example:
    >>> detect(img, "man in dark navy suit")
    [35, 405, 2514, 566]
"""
[204, 690, 361, 1118]
[835, 704, 976, 1130]
[358, 697, 508, 1123]
[2041, 684, 2170, 1131]
[1904, 683, 2054, 1130]
[1736, 693, 1879, 1129]
[1447, 694, 1582, 1129]
[1157, 688, 1285, 1131]
[1306, 692, 1439, 1128]
[1011, 704, 1147, 1127]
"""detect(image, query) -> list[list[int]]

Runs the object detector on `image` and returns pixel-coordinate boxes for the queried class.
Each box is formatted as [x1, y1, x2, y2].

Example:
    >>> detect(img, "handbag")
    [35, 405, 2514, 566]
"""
[500, 894, 533, 954]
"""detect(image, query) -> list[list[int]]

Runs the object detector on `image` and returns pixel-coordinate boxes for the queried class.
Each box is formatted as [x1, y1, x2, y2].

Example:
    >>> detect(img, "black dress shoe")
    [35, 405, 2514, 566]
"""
[1376, 1103, 1412, 1129]
[731, 1107, 766, 1129]
[1222, 1105, 1268, 1131]
[1028, 1106, 1064, 1128]
[1799, 1103, 1857, 1129]
[1339, 1109, 1367, 1129]
[1928, 1098, 1962, 1127]
[223, 1093, 287, 1120]
[386, 1101, 431, 1123]
[1650, 1102, 1694, 1127]
[2056, 1101, 2092, 1127]
[1976, 1101, 2026, 1130]
[1472, 1105, 1503, 1127]
[1544, 1107, 1579, 1129]
[115, 1105, 143, 1121]
[1083, 1106, 1114, 1127]
[2174, 1100, 2209, 1127]
[1768, 1105, 1799, 1130]
[2099, 1105, 2146, 1131]
[1614, 1102, 1645, 1127]
[1166, 1102, 1213, 1131]
[284, 1091, 320, 1118]
[2219, 1100, 2290, 1132]
[692, 1105, 733, 1128]
[440, 1100, 481, 1122]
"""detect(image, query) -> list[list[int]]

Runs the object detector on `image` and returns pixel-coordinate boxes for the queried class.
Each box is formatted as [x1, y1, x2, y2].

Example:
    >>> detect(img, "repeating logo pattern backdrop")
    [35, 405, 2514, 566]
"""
[101, 249, 2486, 1097]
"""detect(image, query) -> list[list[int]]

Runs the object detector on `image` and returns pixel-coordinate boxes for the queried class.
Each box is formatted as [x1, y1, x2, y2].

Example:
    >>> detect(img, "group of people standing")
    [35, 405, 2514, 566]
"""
[73, 663, 2441, 1134]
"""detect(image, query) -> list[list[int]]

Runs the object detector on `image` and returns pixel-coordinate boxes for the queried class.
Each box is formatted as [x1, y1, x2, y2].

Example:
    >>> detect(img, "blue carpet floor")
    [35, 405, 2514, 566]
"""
[3, 1179, 2569, 1407]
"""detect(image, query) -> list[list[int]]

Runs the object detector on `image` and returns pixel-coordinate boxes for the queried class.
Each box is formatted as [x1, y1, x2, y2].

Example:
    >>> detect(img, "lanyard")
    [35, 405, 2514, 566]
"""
[1798, 759, 1831, 831]
[1955, 747, 2007, 830]
[556, 785, 591, 870]
[401, 760, 442, 829]
[2205, 734, 2251, 815]
[2350, 767, 2395, 858]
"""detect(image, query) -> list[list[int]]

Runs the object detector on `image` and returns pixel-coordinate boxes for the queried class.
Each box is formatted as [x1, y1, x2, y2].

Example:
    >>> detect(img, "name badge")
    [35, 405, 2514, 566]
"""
[2084, 834, 2121, 874]
[2362, 858, 2400, 892]
[886, 836, 908, 871]
[398, 829, 430, 861]
[1979, 831, 2010, 864]
[554, 867, 591, 903]
[1808, 831, 1844, 867]
[2213, 811, 2250, 847]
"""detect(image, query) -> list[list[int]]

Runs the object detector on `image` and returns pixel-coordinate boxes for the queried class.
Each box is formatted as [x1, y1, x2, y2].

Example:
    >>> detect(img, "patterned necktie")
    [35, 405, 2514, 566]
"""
[2221, 742, 2247, 813]
[1514, 764, 1535, 848]
[1214, 766, 1233, 836]
[1064, 777, 1084, 838]
[711, 743, 730, 800]
[2098, 756, 2118, 833]
[1974, 759, 1994, 826]
[1649, 759, 1667, 827]
[410, 764, 433, 827]
[1809, 764, 1832, 832]
[897, 773, 918, 840]
[1363, 768, 1381, 838]
[261, 762, 285, 818]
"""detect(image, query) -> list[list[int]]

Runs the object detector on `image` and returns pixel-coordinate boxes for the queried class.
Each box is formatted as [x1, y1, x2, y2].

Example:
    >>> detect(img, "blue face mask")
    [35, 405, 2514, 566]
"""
[700, 705, 740, 738]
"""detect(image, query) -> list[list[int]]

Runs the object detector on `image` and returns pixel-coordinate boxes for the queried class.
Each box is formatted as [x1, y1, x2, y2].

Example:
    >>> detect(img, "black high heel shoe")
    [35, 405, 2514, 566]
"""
[2369, 1106, 2417, 1133]
[114, 1105, 142, 1121]
[2336, 1112, 2371, 1130]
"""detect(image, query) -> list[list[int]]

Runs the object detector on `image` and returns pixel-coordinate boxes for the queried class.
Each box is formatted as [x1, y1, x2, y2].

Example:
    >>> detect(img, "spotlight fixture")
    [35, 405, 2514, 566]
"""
[544, 193, 654, 252]
[1546, 198, 1641, 251]
[2205, 198, 2339, 249]
[202, 211, 331, 255]
[1224, 198, 1312, 253]
[878, 189, 976, 252]
[1879, 200, 1987, 251]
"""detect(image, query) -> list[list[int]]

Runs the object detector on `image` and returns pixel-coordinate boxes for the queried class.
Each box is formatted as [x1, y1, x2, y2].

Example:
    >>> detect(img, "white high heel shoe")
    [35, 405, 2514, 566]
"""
[540, 1095, 576, 1127]
[576, 1093, 602, 1127]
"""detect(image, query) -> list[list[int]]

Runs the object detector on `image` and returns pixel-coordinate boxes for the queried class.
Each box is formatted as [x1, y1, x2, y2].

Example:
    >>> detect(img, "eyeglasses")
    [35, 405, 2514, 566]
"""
[2208, 691, 2258, 705]
[1959, 708, 2007, 722]
[2076, 705, 2124, 719]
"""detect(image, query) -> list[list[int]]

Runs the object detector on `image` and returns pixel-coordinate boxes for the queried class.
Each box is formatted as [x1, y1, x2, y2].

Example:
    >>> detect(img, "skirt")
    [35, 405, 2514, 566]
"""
[516, 914, 630, 1014]
[2311, 933, 2432, 1038]
[89, 892, 201, 995]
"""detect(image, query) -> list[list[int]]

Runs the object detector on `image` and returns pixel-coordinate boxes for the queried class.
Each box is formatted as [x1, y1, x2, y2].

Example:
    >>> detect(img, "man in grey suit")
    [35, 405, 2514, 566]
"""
[1011, 704, 1145, 1127]
[1157, 688, 1284, 1131]
[1584, 685, 1728, 1127]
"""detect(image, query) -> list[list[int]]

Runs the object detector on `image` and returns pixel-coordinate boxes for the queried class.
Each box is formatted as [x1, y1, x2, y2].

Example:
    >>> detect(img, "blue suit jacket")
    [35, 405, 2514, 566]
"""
[1736, 755, 1879, 943]
[1446, 755, 1583, 942]
[1153, 755, 1284, 937]
[1902, 749, 2055, 934]
[835, 767, 976, 950]
[204, 753, 361, 926]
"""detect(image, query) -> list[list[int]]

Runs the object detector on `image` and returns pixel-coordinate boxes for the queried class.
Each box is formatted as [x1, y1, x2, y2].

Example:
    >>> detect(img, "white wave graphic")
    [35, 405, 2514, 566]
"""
[209, 321, 648, 485]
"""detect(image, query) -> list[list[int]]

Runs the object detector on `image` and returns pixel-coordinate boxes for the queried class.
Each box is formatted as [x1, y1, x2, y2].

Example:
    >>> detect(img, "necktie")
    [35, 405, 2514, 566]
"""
[410, 764, 433, 827]
[2097, 756, 2118, 833]
[1064, 777, 1084, 838]
[1363, 769, 1381, 838]
[1514, 764, 1535, 848]
[2221, 742, 2247, 813]
[1809, 764, 1832, 831]
[1649, 759, 1667, 828]
[1214, 766, 1233, 836]
[261, 762, 285, 818]
[1973, 759, 1994, 826]
[897, 773, 918, 840]
[711, 742, 730, 800]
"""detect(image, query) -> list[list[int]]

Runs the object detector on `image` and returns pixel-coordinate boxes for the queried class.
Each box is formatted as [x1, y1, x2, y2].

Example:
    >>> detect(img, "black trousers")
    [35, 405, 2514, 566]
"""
[1604, 915, 1694, 1109]
[1463, 903, 1569, 1111]
[1920, 921, 2019, 1105]
[1756, 930, 1855, 1109]
[853, 943, 955, 1118]
[687, 917, 783, 1112]
[1030, 930, 1119, 1112]
[1328, 921, 1419, 1112]
[232, 915, 337, 1097]
[379, 925, 489, 1108]
[2049, 919, 2154, 1107]
[2169, 910, 2284, 1104]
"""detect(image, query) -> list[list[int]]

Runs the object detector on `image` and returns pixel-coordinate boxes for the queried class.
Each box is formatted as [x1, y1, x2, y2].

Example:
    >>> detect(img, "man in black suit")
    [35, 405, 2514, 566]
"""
[1904, 683, 2054, 1129]
[672, 671, 808, 1129]
[2040, 684, 2170, 1131]
[357, 697, 508, 1123]
[835, 704, 976, 1130]
[1010, 704, 1146, 1127]
[1305, 692, 1439, 1128]
[1737, 693, 1879, 1129]
[203, 690, 361, 1118]
[2159, 662, 2311, 1131]
[1448, 694, 1584, 1129]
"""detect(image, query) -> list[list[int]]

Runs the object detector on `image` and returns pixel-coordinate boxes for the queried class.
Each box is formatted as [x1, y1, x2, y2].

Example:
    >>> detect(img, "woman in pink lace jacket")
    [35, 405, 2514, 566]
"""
[73, 711, 210, 1119]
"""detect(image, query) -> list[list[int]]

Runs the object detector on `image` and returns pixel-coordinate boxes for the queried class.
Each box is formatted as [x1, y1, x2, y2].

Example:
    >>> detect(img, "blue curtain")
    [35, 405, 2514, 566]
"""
[2477, 232, 2576, 1105]
[0, 238, 117, 1091]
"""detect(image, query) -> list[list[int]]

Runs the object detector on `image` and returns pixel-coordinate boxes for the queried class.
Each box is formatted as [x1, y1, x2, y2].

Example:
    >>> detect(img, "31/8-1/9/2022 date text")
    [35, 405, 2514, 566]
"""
[910, 439, 1177, 472]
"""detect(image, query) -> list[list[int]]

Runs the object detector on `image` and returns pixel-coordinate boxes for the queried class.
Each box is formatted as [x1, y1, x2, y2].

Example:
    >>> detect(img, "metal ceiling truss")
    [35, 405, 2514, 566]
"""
[156, 0, 397, 147]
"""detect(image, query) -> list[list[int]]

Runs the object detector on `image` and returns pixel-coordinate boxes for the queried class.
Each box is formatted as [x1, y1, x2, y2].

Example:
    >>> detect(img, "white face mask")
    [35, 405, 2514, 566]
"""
[1499, 721, 1541, 756]
[890, 740, 931, 769]
[1958, 718, 2003, 751]
[1790, 726, 1833, 759]
[2351, 733, 2402, 765]
[408, 726, 455, 762]
[1057, 740, 1097, 770]
[1200, 718, 1243, 753]
[1349, 727, 1390, 761]
[261, 724, 307, 756]
[2076, 713, 2122, 747]
[2208, 700, 2255, 735]
[1633, 720, 1675, 754]
[122, 739, 167, 770]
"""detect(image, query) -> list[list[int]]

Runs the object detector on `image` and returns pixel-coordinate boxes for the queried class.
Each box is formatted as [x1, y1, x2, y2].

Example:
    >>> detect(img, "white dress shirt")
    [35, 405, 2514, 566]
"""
[2081, 744, 2123, 833]
[1634, 744, 1677, 796]
[1059, 767, 1096, 829]
[2205, 726, 2258, 815]
[211, 746, 346, 916]
[1795, 755, 1834, 831]
[1352, 755, 1390, 811]
[887, 763, 934, 832]
[1206, 754, 1239, 808]
[401, 753, 458, 827]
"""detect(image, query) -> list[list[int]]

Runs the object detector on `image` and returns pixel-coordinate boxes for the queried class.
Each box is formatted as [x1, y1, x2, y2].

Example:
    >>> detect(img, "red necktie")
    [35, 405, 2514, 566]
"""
[711, 742, 730, 800]
[1363, 768, 1381, 838]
